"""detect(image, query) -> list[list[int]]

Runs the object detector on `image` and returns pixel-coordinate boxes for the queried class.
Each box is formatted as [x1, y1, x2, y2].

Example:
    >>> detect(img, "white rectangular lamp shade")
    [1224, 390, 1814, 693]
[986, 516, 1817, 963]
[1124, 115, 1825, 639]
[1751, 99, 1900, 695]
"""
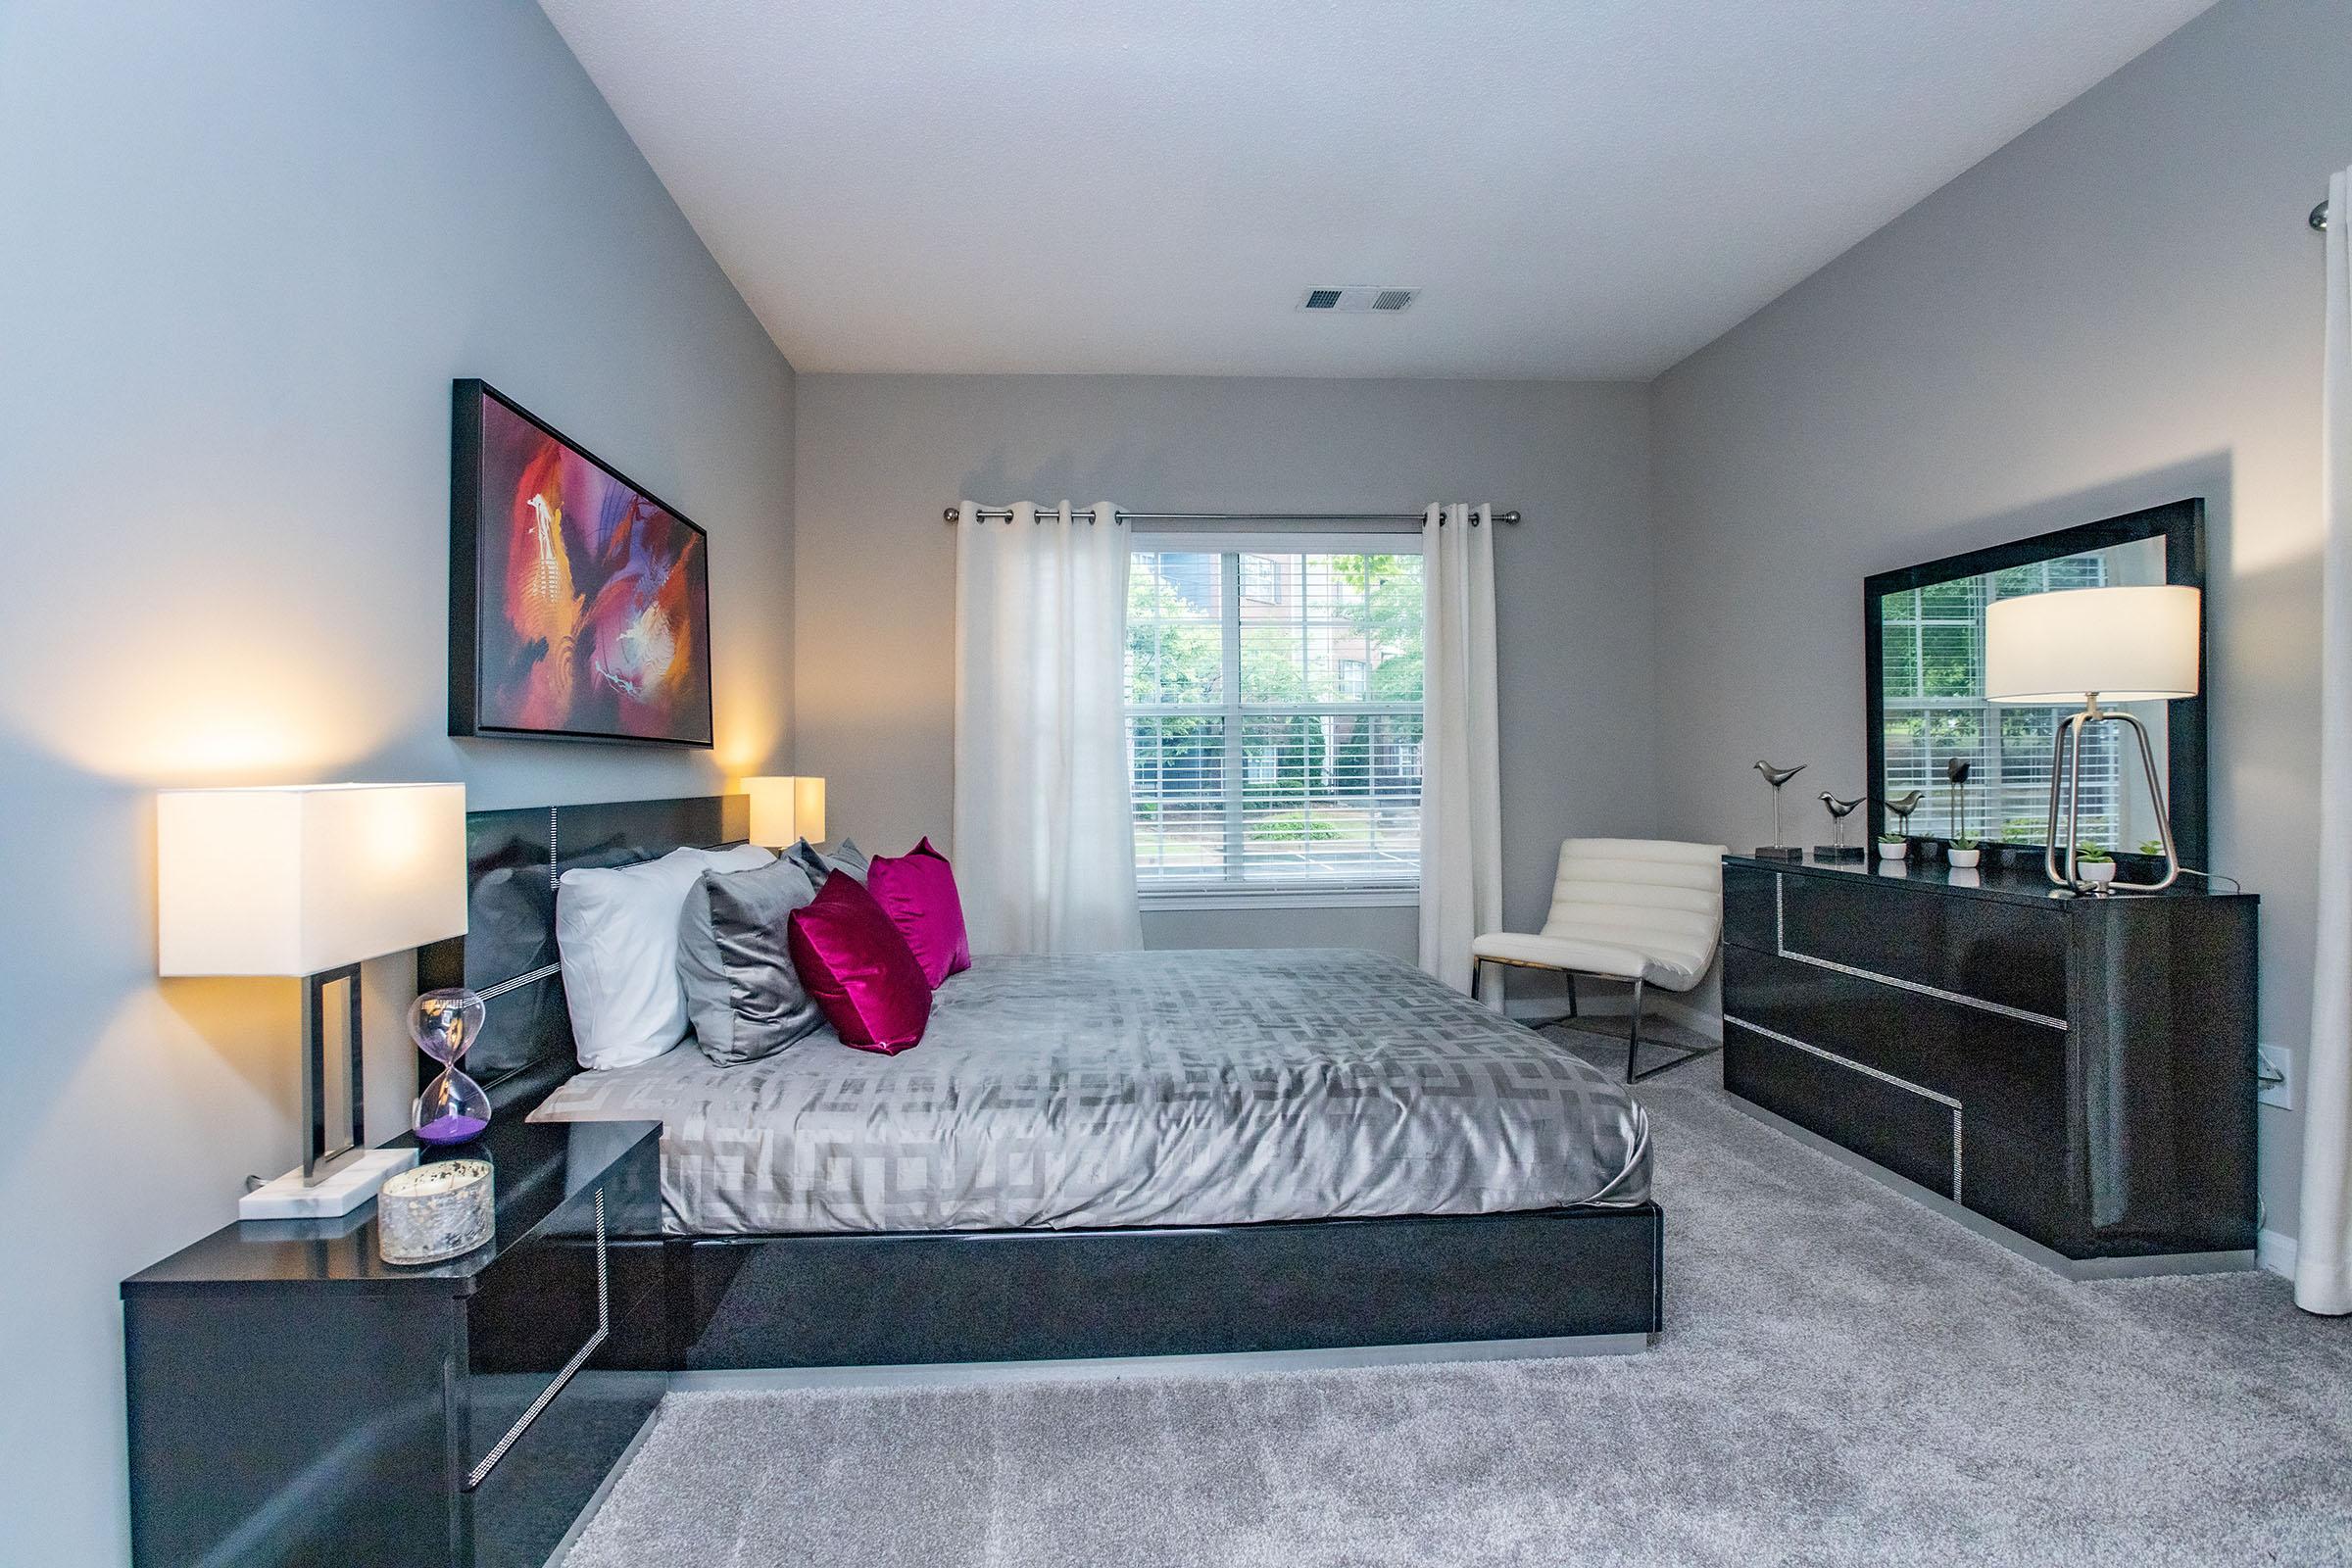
[744, 776, 825, 847]
[1984, 586, 2201, 705]
[158, 783, 467, 976]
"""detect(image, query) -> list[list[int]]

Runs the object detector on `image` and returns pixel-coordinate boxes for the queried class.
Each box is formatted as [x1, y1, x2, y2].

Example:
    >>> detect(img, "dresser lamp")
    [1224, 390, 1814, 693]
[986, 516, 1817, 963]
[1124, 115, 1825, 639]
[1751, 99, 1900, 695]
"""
[743, 775, 826, 848]
[158, 783, 467, 1217]
[1984, 585, 2200, 895]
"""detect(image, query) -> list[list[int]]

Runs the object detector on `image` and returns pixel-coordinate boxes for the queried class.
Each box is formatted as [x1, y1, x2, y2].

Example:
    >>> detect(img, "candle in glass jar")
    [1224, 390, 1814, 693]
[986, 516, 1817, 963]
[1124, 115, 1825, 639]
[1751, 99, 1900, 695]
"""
[377, 1158, 495, 1265]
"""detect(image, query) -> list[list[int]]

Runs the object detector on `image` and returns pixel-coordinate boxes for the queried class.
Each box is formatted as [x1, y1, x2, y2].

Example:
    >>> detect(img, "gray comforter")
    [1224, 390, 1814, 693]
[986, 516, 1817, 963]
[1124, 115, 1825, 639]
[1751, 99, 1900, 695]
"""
[530, 948, 1649, 1235]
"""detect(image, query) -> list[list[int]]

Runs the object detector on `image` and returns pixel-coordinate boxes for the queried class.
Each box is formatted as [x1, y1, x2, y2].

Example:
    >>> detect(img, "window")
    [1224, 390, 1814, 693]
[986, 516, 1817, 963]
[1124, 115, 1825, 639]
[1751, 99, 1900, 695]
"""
[1239, 554, 1282, 605]
[1881, 553, 2128, 846]
[1127, 541, 1425, 901]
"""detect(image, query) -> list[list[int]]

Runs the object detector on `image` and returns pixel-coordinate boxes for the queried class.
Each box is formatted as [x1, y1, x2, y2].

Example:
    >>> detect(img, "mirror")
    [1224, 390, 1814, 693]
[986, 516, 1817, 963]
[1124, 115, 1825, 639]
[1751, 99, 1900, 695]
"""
[1864, 499, 2206, 866]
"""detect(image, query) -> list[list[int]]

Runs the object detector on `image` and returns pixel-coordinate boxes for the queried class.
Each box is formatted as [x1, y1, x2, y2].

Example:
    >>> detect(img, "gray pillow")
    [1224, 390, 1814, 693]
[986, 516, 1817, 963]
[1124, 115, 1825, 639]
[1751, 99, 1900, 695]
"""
[786, 836, 869, 886]
[677, 857, 823, 1065]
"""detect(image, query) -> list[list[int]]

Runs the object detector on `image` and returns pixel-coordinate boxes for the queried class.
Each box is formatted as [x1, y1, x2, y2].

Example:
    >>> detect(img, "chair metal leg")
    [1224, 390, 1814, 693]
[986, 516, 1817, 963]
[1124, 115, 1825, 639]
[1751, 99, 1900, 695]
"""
[1622, 978, 1643, 1082]
[1622, 973, 1723, 1085]
[1486, 959, 1721, 1083]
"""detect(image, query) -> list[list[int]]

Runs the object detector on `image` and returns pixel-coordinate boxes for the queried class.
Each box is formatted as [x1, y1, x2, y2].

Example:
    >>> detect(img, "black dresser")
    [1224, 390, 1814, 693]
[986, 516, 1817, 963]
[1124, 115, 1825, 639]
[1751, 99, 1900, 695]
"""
[1720, 854, 2258, 1271]
[122, 1117, 663, 1568]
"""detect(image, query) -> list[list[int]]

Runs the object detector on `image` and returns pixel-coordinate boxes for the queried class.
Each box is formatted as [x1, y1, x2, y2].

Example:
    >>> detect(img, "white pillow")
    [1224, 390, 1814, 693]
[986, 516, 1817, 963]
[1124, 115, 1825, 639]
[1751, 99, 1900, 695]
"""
[558, 844, 774, 1069]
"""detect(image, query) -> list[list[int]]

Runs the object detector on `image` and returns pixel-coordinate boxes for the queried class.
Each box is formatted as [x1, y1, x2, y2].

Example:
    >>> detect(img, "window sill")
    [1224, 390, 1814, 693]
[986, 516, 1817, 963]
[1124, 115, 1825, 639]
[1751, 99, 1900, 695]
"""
[1140, 887, 1420, 912]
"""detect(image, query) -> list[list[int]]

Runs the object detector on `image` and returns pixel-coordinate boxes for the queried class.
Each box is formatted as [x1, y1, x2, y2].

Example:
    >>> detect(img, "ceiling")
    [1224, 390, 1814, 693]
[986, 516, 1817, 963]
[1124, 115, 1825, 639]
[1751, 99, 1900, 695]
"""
[540, 0, 2213, 380]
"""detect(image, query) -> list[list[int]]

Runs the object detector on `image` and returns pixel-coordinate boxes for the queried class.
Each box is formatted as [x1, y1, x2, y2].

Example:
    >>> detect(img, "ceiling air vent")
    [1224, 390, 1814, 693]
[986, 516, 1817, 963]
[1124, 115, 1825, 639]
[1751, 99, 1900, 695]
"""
[1297, 285, 1421, 315]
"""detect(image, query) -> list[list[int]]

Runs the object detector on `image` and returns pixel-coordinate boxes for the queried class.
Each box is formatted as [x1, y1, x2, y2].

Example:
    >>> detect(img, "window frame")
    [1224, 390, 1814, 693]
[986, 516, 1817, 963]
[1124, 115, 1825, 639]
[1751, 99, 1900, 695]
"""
[1128, 531, 1426, 910]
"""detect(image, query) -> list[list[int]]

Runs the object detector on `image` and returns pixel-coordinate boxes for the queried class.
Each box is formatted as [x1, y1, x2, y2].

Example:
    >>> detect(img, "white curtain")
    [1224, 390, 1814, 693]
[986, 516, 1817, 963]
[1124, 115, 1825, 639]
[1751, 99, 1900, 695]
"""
[1418, 502, 1504, 993]
[953, 501, 1144, 956]
[2300, 168, 2352, 1316]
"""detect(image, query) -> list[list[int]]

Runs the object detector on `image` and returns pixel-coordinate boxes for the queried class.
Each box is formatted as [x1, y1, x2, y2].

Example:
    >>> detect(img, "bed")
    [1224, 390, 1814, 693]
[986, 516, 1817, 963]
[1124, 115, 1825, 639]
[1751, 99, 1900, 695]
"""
[421, 795, 1664, 1371]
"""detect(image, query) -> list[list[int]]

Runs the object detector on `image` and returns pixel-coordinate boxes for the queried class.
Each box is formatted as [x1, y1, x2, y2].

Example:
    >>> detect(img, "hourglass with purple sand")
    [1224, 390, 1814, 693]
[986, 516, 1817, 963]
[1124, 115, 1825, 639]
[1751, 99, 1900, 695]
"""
[411, 988, 493, 1145]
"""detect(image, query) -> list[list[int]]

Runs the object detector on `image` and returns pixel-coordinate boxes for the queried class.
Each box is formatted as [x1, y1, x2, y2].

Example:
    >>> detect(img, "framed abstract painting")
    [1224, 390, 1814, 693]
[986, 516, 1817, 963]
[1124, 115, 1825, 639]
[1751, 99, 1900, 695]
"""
[449, 379, 714, 747]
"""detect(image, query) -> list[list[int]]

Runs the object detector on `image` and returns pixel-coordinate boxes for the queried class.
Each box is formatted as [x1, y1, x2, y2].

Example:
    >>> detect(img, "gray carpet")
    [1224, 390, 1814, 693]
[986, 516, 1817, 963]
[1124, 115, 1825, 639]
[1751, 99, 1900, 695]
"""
[563, 1021, 2352, 1566]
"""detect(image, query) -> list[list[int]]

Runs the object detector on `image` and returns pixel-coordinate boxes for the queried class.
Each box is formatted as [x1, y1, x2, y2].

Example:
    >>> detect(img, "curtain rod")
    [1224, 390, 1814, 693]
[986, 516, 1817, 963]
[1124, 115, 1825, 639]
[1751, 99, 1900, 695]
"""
[943, 507, 1521, 526]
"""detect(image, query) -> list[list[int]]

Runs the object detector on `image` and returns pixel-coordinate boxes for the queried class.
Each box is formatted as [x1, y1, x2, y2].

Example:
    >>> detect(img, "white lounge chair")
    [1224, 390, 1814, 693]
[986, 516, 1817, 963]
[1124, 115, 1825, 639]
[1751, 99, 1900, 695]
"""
[1472, 837, 1727, 1083]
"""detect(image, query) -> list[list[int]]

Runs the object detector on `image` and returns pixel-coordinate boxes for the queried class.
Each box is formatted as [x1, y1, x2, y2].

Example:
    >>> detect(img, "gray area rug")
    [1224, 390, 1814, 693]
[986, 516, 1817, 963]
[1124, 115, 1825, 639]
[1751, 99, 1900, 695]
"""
[564, 1020, 2352, 1566]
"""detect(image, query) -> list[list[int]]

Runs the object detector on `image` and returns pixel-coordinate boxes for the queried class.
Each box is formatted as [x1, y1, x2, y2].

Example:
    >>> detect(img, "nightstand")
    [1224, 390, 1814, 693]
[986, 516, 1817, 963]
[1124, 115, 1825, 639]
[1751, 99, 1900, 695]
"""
[122, 1116, 663, 1568]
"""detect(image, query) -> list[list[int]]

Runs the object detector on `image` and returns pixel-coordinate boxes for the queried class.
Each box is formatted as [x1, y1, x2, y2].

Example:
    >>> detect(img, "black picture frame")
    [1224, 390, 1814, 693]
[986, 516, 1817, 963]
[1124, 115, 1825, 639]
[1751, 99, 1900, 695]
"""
[449, 378, 715, 747]
[1861, 497, 2207, 866]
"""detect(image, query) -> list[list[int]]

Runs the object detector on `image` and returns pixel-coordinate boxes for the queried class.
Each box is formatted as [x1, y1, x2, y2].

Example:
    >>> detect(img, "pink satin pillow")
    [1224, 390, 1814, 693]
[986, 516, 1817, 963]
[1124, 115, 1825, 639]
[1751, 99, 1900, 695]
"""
[786, 871, 932, 1053]
[865, 837, 972, 989]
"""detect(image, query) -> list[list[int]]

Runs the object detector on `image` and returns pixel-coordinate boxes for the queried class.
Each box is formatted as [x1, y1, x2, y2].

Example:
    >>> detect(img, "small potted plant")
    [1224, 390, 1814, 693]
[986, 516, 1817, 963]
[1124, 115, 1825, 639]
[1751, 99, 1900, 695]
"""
[1947, 837, 1983, 869]
[2073, 843, 2117, 887]
[1877, 832, 1909, 862]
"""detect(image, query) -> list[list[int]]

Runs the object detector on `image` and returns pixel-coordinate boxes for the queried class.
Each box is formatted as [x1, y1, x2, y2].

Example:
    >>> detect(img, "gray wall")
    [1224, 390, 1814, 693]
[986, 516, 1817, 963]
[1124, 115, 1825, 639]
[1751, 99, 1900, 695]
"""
[1649, 0, 2351, 1244]
[0, 2, 797, 1559]
[792, 375, 1657, 961]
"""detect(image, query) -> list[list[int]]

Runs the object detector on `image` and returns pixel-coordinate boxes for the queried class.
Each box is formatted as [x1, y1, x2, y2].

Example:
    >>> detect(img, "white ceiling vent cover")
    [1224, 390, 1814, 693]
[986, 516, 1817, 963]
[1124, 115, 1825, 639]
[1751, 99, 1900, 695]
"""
[1298, 285, 1420, 314]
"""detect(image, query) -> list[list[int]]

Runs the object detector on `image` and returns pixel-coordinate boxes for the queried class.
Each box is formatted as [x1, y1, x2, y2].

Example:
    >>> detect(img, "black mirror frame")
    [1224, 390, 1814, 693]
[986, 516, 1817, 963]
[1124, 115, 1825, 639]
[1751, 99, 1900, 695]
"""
[1861, 497, 2208, 867]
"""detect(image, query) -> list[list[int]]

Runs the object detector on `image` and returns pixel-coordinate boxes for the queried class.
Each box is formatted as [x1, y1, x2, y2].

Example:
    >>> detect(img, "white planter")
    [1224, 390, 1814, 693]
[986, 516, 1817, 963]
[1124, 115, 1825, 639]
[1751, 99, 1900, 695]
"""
[1948, 847, 1982, 868]
[2077, 858, 2118, 886]
[1877, 842, 1908, 861]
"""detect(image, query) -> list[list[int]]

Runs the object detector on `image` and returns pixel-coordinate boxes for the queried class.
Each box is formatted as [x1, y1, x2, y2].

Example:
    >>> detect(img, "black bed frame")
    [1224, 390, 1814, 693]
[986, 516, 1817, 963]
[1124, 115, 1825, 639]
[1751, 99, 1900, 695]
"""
[418, 795, 1664, 1370]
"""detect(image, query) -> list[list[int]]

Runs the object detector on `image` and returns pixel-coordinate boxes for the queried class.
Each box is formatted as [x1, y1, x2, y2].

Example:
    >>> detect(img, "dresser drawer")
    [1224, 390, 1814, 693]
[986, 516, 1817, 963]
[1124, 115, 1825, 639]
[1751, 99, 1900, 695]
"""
[1723, 863, 1779, 954]
[1724, 1019, 1961, 1200]
[465, 1285, 665, 1568]
[1723, 945, 2066, 1145]
[1777, 872, 2068, 1021]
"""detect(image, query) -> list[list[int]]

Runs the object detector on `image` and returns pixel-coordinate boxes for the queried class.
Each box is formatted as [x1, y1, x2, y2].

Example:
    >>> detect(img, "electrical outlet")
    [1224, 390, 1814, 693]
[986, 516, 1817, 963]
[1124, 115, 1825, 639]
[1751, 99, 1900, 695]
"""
[2257, 1045, 2294, 1110]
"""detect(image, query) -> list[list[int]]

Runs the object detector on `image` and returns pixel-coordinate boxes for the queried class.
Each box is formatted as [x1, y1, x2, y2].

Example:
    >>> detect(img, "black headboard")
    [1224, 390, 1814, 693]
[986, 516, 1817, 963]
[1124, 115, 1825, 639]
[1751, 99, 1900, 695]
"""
[416, 793, 749, 1113]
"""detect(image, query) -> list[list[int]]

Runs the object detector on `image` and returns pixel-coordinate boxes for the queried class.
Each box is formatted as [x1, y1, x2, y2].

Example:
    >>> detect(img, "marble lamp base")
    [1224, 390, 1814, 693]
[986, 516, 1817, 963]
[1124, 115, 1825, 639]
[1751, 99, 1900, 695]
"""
[1751, 846, 1805, 861]
[1810, 845, 1867, 862]
[238, 1148, 418, 1220]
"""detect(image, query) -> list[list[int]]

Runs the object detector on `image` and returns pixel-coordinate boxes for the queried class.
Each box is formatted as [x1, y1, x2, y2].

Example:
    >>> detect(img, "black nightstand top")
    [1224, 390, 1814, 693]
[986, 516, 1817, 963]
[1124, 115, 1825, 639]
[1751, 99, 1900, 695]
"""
[122, 1115, 660, 1298]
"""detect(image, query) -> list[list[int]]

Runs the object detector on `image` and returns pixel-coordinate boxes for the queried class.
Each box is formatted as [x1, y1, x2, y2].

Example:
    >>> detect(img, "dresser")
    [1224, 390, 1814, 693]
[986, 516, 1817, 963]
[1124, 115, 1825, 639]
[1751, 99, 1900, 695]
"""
[122, 1117, 663, 1568]
[1719, 854, 2257, 1270]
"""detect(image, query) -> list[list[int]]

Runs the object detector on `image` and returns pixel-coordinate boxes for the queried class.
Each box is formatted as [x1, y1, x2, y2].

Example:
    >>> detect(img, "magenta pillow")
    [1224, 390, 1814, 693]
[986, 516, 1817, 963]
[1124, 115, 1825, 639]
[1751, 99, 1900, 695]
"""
[786, 872, 931, 1053]
[866, 837, 972, 988]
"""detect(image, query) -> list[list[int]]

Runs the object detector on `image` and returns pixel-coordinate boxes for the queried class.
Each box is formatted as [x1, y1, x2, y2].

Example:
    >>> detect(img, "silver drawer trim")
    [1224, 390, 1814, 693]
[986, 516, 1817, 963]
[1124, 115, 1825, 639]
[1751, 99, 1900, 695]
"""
[1773, 873, 2068, 1031]
[1724, 1013, 1964, 1202]
[464, 1188, 609, 1494]
[477, 962, 561, 1003]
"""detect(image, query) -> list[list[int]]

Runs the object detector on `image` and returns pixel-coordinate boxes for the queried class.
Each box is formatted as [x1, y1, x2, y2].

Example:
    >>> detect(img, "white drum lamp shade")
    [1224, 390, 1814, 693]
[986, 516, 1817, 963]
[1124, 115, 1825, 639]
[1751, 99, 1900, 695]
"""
[1984, 586, 2201, 705]
[743, 776, 826, 847]
[158, 783, 467, 976]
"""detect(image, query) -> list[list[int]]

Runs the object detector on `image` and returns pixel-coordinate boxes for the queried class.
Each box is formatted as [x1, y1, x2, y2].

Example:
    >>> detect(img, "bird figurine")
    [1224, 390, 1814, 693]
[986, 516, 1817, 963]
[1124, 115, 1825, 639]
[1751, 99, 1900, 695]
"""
[1818, 792, 1866, 858]
[1753, 760, 1807, 855]
[1944, 758, 1974, 843]
[1882, 790, 1927, 858]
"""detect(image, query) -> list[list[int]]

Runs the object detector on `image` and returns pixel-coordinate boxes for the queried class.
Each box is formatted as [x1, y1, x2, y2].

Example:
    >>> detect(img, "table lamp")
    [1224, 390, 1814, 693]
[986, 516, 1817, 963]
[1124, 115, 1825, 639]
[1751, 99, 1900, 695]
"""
[1984, 585, 2199, 895]
[158, 783, 467, 1216]
[743, 775, 826, 848]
